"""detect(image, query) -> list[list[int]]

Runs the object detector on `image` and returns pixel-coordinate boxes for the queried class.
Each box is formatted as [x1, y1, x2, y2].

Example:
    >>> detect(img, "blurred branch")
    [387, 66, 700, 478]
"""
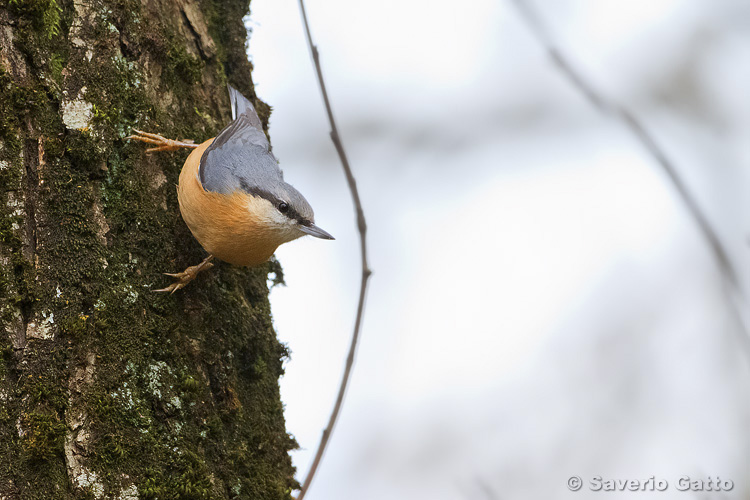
[508, 0, 749, 338]
[295, 1, 372, 499]
[476, 477, 502, 500]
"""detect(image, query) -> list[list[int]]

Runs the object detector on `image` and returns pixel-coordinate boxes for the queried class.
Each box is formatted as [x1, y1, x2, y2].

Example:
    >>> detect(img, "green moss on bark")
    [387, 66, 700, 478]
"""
[0, 0, 298, 498]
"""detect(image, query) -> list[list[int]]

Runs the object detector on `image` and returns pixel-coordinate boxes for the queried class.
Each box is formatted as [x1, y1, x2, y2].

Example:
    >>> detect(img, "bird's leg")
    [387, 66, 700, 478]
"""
[126, 129, 199, 153]
[155, 255, 214, 294]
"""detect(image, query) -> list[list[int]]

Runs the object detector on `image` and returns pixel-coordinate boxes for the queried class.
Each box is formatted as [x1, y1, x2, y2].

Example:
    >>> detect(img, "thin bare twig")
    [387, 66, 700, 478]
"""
[295, 1, 372, 499]
[508, 0, 749, 338]
[476, 477, 502, 500]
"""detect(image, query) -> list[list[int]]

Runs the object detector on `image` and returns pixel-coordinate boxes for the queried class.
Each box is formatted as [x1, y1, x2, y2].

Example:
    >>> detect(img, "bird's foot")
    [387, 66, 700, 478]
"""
[126, 129, 199, 153]
[155, 255, 214, 294]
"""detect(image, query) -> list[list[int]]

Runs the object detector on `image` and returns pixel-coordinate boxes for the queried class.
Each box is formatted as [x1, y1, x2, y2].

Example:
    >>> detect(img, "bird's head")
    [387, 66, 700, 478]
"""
[242, 181, 334, 244]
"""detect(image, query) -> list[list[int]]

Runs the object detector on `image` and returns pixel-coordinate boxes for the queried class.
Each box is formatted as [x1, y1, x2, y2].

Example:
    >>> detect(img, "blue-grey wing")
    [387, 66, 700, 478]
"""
[199, 85, 282, 194]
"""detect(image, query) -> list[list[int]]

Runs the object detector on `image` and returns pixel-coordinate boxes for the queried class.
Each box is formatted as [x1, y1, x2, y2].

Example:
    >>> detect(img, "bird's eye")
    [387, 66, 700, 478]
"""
[278, 202, 289, 213]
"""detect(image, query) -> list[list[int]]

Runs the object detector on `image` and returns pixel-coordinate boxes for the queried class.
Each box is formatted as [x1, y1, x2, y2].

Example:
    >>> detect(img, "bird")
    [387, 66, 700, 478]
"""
[127, 85, 334, 293]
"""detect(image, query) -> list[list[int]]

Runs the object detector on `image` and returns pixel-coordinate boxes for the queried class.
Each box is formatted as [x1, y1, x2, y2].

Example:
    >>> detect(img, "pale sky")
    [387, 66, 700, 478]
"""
[246, 0, 750, 498]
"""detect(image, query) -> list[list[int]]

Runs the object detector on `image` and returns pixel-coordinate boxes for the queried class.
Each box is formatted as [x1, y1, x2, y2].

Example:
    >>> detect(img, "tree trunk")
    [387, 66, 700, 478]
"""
[0, 0, 297, 498]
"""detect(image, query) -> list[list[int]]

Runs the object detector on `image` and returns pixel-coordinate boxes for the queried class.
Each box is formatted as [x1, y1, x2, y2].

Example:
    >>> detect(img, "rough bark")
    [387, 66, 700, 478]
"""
[0, 0, 297, 498]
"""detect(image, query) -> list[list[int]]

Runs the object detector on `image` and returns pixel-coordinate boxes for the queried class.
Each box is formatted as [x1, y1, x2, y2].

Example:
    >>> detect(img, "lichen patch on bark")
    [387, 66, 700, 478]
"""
[61, 87, 95, 131]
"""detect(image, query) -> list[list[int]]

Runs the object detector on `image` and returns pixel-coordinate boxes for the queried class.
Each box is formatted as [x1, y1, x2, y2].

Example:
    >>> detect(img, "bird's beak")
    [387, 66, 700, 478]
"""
[300, 223, 335, 240]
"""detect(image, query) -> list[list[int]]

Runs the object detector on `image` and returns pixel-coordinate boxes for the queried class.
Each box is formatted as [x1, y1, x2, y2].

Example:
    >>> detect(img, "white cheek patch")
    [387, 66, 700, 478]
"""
[245, 195, 295, 230]
[268, 210, 290, 226]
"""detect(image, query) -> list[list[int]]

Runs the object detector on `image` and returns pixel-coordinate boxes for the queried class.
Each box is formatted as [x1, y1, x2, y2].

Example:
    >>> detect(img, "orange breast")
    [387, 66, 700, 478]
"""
[178, 139, 280, 266]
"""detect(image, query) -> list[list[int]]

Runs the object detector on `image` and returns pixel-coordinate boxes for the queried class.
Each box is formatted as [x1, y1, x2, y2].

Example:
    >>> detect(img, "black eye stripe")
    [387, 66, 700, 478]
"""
[237, 181, 306, 223]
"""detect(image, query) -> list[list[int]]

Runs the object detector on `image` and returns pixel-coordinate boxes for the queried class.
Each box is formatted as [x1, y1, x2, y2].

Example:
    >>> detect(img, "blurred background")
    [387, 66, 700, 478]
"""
[245, 0, 750, 498]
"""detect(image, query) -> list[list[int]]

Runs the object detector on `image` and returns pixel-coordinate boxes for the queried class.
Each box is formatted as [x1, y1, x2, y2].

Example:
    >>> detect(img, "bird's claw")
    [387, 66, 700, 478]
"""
[126, 129, 196, 153]
[155, 256, 214, 294]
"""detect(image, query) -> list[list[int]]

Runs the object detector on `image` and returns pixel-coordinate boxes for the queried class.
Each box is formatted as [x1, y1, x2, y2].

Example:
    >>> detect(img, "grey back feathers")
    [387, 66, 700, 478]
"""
[199, 85, 315, 223]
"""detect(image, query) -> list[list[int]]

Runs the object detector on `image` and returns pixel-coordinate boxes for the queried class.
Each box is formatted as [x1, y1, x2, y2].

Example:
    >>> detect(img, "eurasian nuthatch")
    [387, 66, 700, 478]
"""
[128, 85, 333, 292]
